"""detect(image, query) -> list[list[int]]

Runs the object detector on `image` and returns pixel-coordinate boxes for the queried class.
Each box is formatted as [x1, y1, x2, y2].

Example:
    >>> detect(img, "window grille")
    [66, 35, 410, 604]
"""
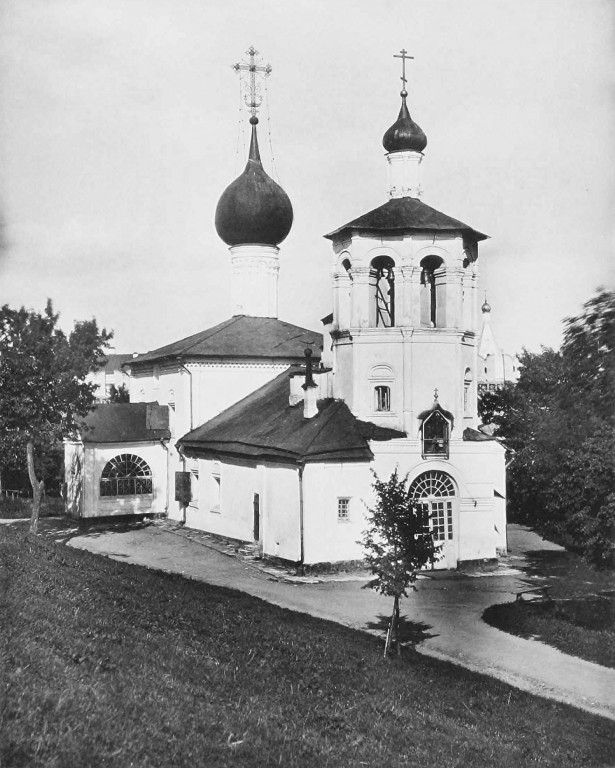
[375, 385, 391, 412]
[100, 454, 152, 497]
[338, 497, 350, 521]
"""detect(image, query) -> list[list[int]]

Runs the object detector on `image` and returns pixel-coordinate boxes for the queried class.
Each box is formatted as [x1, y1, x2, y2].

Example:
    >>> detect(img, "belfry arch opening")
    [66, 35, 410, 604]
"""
[370, 255, 395, 327]
[420, 255, 443, 327]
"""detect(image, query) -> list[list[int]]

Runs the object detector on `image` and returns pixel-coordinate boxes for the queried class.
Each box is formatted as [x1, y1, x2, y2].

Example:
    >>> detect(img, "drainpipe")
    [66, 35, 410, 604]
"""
[159, 437, 170, 515]
[177, 357, 193, 431]
[176, 443, 187, 525]
[298, 463, 305, 573]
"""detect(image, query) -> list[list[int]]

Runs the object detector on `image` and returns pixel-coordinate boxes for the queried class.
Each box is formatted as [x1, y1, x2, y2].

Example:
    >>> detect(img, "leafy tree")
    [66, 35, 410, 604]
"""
[0, 300, 112, 531]
[361, 469, 440, 656]
[108, 383, 130, 403]
[478, 290, 615, 567]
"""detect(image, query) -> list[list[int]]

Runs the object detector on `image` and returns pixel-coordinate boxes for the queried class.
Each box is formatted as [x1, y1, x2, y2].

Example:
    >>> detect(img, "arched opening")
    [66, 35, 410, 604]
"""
[100, 454, 152, 497]
[409, 471, 456, 542]
[370, 256, 395, 327]
[420, 255, 444, 327]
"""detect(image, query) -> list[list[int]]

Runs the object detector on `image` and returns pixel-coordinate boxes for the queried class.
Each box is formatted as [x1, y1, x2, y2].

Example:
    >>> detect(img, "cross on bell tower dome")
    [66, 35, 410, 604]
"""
[383, 50, 427, 200]
[215, 47, 293, 318]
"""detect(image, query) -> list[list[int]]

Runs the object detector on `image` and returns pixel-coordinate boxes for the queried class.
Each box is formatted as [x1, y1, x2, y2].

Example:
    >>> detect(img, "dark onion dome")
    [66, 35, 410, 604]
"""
[382, 91, 427, 154]
[481, 297, 492, 313]
[215, 117, 293, 247]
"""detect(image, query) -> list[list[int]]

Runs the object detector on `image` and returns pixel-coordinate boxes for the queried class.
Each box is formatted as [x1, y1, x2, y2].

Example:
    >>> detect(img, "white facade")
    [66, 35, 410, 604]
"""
[327, 231, 480, 434]
[65, 439, 169, 519]
[174, 436, 505, 569]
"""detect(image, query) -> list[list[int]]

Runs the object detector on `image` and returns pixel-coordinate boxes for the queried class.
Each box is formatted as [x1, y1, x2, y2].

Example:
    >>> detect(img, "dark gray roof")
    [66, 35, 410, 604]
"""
[178, 370, 405, 464]
[81, 403, 170, 443]
[325, 197, 488, 242]
[101, 353, 134, 372]
[129, 315, 322, 367]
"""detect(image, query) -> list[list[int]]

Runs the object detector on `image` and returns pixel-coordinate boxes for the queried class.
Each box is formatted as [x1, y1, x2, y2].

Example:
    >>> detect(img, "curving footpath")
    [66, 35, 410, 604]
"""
[12, 518, 615, 721]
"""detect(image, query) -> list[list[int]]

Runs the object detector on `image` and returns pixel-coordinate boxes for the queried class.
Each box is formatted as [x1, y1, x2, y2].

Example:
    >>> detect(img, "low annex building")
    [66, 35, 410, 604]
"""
[66, 49, 508, 570]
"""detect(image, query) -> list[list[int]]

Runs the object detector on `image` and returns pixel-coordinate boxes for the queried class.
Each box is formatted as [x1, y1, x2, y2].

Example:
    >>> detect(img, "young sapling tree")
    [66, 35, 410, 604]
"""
[362, 469, 441, 656]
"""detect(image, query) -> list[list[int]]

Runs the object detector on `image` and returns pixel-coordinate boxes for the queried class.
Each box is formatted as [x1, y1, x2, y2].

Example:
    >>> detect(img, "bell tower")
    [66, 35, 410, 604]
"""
[324, 51, 485, 437]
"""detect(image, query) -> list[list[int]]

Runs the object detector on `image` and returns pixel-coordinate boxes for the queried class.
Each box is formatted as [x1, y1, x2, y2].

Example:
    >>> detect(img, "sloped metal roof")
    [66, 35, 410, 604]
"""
[80, 403, 170, 443]
[178, 370, 405, 465]
[129, 316, 322, 367]
[325, 197, 488, 242]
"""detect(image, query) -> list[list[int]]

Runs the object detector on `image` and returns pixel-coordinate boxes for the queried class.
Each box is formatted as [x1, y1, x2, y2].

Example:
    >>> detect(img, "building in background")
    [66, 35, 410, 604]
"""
[477, 297, 520, 392]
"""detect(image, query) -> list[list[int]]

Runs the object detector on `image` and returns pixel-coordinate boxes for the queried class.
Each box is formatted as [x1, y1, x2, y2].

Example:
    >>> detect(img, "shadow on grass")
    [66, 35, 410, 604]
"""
[517, 549, 615, 598]
[367, 614, 437, 647]
[5, 515, 154, 546]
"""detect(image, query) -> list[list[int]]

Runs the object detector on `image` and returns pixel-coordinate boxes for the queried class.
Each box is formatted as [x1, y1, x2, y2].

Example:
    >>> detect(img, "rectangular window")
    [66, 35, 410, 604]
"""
[210, 474, 221, 513]
[189, 469, 199, 508]
[338, 497, 351, 522]
[375, 385, 391, 412]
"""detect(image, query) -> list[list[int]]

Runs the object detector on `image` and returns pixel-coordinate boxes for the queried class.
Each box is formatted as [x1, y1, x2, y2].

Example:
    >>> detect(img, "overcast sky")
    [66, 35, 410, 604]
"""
[1, 0, 613, 357]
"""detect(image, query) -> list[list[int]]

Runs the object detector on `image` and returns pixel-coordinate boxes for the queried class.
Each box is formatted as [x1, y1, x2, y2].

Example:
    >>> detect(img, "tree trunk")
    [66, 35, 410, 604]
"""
[394, 595, 401, 656]
[27, 441, 45, 534]
[384, 597, 400, 658]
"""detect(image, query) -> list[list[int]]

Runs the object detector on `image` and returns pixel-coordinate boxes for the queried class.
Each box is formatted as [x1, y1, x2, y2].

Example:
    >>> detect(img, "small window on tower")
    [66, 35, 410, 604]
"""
[338, 497, 351, 522]
[375, 385, 391, 412]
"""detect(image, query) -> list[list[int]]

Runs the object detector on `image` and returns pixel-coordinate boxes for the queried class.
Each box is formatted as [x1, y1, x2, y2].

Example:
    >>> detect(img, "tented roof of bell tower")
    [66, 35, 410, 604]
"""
[324, 197, 488, 242]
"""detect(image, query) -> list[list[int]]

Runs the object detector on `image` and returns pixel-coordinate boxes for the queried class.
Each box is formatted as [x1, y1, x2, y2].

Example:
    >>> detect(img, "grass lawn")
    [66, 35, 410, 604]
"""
[1, 524, 614, 768]
[484, 596, 615, 669]
[485, 531, 615, 669]
[0, 495, 64, 520]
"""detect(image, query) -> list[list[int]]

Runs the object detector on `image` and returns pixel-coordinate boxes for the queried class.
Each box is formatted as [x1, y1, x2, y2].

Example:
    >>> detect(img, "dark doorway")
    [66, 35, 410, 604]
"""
[253, 493, 260, 542]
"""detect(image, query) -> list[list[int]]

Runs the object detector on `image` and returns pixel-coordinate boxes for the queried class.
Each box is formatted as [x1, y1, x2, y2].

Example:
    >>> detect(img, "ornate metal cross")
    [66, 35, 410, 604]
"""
[232, 46, 272, 119]
[393, 48, 414, 90]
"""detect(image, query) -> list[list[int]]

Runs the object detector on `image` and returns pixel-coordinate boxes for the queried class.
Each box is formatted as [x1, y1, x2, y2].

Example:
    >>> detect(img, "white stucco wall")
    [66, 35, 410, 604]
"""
[65, 441, 169, 518]
[300, 437, 506, 568]
[182, 457, 301, 562]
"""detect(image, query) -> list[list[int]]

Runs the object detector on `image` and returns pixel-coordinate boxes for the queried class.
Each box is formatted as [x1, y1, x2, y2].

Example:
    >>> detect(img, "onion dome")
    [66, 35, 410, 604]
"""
[215, 117, 293, 247]
[481, 295, 492, 314]
[382, 90, 427, 154]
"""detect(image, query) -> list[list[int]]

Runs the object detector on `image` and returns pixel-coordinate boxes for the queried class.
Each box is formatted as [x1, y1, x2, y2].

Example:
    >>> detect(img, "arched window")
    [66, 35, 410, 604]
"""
[420, 255, 443, 327]
[100, 454, 153, 497]
[421, 410, 451, 458]
[409, 470, 455, 541]
[370, 256, 395, 327]
[374, 385, 391, 412]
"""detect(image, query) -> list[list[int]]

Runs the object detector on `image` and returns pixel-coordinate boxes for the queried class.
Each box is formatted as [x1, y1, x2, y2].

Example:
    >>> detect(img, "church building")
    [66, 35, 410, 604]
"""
[65, 49, 507, 570]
